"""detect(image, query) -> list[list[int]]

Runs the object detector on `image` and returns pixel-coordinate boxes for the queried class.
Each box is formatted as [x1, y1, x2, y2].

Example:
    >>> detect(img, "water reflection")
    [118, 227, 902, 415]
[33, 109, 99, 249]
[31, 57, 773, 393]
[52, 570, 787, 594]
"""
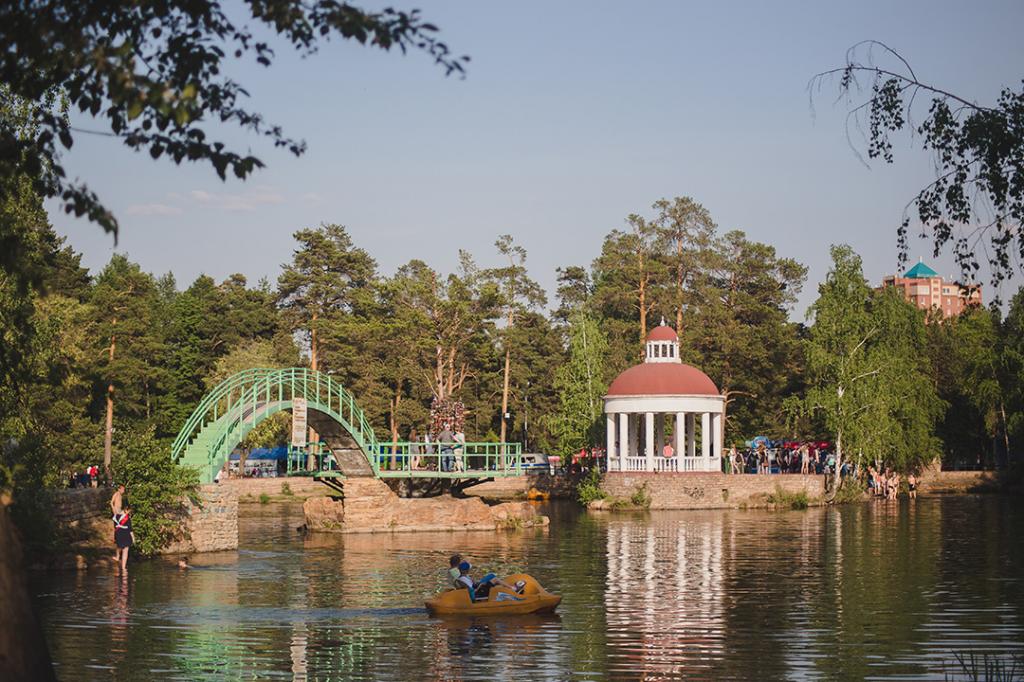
[605, 513, 726, 679]
[31, 497, 1024, 681]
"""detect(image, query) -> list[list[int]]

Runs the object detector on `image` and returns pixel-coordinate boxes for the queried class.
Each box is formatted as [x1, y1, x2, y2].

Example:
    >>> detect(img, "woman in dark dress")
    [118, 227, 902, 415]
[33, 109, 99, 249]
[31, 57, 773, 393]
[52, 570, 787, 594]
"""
[113, 504, 135, 570]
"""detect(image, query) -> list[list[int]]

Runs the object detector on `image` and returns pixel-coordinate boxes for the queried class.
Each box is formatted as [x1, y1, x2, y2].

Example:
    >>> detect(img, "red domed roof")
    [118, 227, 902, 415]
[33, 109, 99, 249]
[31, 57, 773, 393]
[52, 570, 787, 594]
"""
[607, 363, 719, 396]
[647, 325, 678, 342]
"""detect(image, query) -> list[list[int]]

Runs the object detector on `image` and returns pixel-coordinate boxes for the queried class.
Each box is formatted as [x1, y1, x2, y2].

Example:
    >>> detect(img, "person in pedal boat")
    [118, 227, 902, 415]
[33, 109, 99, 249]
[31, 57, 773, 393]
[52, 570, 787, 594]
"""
[455, 561, 521, 600]
[447, 554, 463, 587]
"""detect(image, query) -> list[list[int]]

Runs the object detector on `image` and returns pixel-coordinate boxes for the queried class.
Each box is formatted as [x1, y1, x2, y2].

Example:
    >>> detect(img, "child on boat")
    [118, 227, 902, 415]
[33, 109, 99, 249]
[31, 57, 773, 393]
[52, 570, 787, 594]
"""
[456, 561, 520, 600]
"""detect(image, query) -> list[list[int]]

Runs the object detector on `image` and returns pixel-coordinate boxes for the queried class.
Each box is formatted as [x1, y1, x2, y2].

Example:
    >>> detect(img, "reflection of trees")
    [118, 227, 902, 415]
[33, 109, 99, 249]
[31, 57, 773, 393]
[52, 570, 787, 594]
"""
[555, 509, 610, 678]
[712, 508, 830, 679]
[804, 501, 944, 678]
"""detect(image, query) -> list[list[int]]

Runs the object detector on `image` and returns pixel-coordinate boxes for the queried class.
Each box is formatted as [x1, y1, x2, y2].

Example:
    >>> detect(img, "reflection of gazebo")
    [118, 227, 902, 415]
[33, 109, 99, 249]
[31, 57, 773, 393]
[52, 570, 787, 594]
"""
[604, 321, 724, 472]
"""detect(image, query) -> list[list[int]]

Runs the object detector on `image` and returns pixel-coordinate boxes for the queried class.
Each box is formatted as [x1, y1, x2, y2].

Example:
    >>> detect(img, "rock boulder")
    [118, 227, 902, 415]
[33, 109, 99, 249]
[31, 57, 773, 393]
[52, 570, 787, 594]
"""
[303, 478, 548, 533]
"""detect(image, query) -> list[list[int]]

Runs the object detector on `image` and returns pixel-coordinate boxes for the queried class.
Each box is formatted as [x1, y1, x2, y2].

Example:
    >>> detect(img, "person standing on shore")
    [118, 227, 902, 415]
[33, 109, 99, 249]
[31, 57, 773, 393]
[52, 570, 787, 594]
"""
[110, 483, 125, 515]
[109, 483, 126, 561]
[112, 504, 135, 570]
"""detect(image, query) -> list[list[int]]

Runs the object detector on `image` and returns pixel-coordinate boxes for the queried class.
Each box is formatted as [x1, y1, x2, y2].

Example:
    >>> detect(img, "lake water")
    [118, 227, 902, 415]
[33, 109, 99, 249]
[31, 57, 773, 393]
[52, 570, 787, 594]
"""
[33, 496, 1024, 680]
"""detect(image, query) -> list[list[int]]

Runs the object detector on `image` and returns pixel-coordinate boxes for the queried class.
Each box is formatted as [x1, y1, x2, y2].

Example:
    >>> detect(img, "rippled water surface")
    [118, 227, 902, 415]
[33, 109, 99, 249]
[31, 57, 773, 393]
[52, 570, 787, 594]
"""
[33, 496, 1024, 680]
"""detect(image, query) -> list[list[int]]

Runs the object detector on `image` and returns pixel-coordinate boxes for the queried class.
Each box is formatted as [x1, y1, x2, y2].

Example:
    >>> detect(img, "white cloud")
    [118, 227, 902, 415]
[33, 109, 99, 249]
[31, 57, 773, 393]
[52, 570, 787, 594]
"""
[125, 203, 183, 217]
[188, 186, 286, 212]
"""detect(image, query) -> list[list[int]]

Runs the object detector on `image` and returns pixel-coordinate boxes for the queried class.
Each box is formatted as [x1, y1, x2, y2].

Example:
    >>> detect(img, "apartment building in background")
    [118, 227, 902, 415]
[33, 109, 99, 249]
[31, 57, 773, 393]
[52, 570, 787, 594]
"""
[881, 261, 982, 318]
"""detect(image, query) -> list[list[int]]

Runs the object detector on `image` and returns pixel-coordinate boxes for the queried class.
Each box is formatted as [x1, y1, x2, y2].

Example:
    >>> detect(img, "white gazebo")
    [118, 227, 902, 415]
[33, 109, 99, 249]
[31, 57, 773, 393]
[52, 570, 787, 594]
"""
[604, 321, 724, 472]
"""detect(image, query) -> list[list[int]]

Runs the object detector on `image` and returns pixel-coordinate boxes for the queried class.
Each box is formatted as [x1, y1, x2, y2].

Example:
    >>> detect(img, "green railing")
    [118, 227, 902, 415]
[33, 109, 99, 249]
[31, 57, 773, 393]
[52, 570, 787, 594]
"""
[171, 367, 380, 483]
[364, 441, 524, 478]
[171, 366, 525, 484]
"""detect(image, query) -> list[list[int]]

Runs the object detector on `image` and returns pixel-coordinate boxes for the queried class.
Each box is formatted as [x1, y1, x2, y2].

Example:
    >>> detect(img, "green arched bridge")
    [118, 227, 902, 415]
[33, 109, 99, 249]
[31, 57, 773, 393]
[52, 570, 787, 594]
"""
[171, 367, 524, 484]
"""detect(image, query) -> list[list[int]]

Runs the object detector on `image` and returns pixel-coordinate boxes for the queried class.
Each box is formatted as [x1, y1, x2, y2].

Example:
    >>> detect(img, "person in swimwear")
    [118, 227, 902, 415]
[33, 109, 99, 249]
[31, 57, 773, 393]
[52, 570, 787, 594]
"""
[110, 484, 126, 560]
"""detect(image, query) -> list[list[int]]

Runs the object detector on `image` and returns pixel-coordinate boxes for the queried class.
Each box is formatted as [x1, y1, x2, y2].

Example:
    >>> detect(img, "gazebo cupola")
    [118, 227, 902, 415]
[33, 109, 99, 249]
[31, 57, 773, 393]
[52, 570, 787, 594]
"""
[603, 318, 725, 473]
[645, 318, 680, 364]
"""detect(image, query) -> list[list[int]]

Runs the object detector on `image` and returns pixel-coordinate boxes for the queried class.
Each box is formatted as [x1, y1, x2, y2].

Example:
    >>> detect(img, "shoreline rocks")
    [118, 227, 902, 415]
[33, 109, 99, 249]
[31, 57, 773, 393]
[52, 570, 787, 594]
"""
[303, 478, 549, 533]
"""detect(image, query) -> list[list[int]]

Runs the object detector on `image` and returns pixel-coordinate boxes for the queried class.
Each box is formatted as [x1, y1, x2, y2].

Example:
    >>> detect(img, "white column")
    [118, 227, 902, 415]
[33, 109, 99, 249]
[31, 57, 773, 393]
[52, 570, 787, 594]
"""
[701, 412, 711, 465]
[686, 413, 696, 457]
[645, 412, 655, 471]
[619, 412, 629, 470]
[675, 412, 686, 459]
[629, 414, 639, 464]
[606, 413, 616, 471]
[655, 414, 664, 456]
[711, 412, 722, 469]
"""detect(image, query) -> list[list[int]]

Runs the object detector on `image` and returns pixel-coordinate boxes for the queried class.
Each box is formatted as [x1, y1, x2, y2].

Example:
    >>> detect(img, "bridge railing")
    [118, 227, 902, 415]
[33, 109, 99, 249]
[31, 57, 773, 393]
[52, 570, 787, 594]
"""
[171, 368, 277, 461]
[171, 367, 381, 481]
[355, 442, 524, 478]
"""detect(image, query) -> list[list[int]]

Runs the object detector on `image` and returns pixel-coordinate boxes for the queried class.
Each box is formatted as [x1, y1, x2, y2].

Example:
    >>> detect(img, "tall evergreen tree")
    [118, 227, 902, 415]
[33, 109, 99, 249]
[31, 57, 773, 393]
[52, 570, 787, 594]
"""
[592, 211, 666, 371]
[689, 230, 806, 444]
[277, 224, 376, 464]
[486, 235, 546, 445]
[276, 224, 377, 373]
[89, 255, 162, 480]
[651, 196, 717, 334]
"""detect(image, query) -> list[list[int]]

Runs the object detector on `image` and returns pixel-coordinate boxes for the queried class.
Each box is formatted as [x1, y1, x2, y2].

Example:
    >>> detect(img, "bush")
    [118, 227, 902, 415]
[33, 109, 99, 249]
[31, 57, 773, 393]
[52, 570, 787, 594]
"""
[259, 493, 270, 505]
[832, 478, 867, 504]
[280, 482, 293, 496]
[111, 426, 199, 556]
[767, 485, 810, 510]
[576, 467, 606, 506]
[630, 482, 651, 509]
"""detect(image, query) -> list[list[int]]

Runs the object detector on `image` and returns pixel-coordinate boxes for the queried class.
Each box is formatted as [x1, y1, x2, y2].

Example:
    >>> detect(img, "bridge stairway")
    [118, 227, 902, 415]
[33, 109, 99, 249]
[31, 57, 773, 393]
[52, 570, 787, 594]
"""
[331, 447, 374, 477]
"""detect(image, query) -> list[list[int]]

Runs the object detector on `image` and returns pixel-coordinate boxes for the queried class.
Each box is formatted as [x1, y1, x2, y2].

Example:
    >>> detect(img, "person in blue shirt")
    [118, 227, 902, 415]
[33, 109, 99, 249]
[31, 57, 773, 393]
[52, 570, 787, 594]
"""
[455, 561, 517, 600]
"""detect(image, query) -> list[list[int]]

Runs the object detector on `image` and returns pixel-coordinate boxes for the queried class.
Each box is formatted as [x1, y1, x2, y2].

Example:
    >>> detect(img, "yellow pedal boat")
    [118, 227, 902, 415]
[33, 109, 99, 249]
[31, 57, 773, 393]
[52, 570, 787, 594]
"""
[425, 573, 561, 616]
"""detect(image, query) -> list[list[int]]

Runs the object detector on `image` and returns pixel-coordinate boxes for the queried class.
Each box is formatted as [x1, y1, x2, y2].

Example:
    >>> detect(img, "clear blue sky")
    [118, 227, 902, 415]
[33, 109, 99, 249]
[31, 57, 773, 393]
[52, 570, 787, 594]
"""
[50, 0, 1024, 318]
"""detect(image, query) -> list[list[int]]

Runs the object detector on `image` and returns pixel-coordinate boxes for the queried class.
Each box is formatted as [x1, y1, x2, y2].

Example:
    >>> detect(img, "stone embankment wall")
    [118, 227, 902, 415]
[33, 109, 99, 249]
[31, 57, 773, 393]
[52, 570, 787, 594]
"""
[462, 472, 575, 501]
[304, 478, 549, 533]
[51, 484, 238, 555]
[51, 487, 113, 550]
[918, 470, 1009, 494]
[222, 477, 326, 501]
[161, 484, 237, 554]
[600, 472, 825, 510]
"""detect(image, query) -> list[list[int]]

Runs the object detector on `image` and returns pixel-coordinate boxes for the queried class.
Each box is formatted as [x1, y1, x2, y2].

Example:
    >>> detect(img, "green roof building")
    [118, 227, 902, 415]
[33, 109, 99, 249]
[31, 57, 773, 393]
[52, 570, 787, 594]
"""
[880, 260, 981, 319]
[904, 261, 940, 279]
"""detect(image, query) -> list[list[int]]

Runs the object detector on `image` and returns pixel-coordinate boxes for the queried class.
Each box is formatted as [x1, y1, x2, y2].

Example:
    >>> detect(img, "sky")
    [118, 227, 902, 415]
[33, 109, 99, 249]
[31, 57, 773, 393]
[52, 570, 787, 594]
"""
[49, 0, 1024, 319]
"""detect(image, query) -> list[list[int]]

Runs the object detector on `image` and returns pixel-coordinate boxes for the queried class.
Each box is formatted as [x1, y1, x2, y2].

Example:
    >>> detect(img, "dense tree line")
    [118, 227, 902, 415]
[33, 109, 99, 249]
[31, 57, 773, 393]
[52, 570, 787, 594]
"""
[3, 189, 1023, 503]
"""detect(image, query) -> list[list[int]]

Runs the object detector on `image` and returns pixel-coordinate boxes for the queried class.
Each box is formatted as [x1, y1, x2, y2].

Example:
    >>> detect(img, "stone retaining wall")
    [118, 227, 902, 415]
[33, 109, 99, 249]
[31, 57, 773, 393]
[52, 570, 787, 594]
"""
[918, 470, 1003, 494]
[51, 484, 238, 554]
[51, 487, 112, 550]
[222, 477, 326, 501]
[600, 472, 825, 510]
[462, 472, 575, 501]
[161, 484, 238, 554]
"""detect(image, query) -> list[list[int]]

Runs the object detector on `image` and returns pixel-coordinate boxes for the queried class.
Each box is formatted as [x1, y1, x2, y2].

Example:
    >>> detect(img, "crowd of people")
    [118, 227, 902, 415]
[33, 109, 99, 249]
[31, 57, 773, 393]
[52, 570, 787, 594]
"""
[68, 464, 101, 488]
[727, 442, 839, 476]
[867, 466, 918, 500]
